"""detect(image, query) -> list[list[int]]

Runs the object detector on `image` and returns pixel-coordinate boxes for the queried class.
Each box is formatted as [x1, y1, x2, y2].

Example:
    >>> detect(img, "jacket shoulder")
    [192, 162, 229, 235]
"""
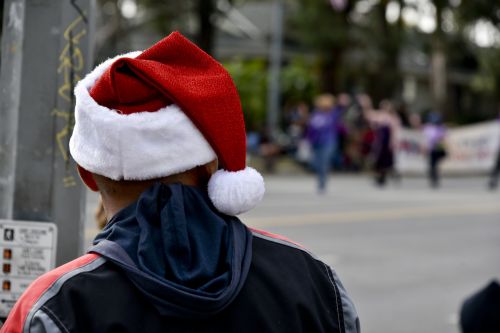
[249, 228, 360, 333]
[1, 254, 105, 333]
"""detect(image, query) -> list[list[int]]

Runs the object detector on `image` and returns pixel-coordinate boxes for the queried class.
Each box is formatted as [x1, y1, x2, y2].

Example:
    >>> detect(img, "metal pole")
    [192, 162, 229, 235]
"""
[0, 0, 24, 220]
[266, 0, 284, 138]
[0, 0, 95, 266]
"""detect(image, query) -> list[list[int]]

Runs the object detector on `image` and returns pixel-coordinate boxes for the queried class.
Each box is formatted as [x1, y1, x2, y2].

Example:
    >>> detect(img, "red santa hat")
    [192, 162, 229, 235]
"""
[69, 32, 265, 215]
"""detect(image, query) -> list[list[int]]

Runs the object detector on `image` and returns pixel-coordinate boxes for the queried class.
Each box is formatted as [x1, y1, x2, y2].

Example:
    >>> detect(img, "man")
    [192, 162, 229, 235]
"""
[488, 112, 500, 190]
[2, 32, 359, 333]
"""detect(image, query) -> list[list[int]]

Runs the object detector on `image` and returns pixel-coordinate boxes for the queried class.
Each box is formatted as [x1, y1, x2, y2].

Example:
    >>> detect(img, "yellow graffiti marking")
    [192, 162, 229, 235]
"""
[51, 108, 70, 120]
[57, 15, 86, 102]
[63, 15, 85, 40]
[53, 14, 86, 187]
[52, 109, 72, 162]
[63, 176, 77, 187]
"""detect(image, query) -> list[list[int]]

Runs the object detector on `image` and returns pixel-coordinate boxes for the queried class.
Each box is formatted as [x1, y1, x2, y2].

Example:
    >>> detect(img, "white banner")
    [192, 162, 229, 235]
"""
[396, 121, 500, 174]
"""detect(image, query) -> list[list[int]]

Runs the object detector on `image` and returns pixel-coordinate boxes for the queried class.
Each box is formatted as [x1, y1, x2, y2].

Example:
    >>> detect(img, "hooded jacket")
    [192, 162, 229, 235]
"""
[1, 183, 359, 333]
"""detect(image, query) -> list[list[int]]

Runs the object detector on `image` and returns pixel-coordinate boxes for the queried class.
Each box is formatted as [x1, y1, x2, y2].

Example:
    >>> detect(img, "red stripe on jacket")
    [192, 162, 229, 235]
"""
[1, 253, 100, 333]
[249, 227, 306, 249]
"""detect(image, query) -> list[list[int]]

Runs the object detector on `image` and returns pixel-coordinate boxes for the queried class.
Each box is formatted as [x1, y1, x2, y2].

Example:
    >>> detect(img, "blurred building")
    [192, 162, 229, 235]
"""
[96, 1, 305, 62]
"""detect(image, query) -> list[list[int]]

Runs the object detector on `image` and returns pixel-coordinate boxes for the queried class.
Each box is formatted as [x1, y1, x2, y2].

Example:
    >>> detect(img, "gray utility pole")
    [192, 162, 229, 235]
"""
[0, 0, 95, 266]
[266, 0, 284, 138]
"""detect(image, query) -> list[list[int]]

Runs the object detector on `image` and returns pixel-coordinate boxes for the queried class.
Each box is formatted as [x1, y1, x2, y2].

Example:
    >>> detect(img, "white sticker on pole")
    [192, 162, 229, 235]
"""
[0, 220, 57, 318]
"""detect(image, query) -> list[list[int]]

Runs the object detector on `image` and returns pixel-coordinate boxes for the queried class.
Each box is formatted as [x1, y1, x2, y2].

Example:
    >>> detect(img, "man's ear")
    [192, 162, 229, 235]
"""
[77, 165, 99, 192]
[206, 159, 219, 175]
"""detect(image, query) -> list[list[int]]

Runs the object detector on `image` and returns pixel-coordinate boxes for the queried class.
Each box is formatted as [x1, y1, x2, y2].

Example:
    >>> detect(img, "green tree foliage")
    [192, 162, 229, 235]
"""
[289, 0, 500, 117]
[347, 0, 405, 101]
[224, 58, 268, 130]
[280, 57, 320, 105]
[454, 1, 500, 106]
[454, 0, 500, 26]
[93, 0, 500, 123]
[472, 48, 500, 97]
[289, 0, 406, 101]
[288, 0, 358, 93]
[224, 56, 320, 131]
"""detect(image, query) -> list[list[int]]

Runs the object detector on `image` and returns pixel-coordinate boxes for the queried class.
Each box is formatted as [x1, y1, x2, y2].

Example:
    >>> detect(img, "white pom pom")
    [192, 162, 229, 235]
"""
[208, 167, 265, 216]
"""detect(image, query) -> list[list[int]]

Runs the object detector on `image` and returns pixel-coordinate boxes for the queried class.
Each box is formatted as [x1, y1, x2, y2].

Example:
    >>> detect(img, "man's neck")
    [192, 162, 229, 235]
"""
[100, 177, 205, 222]
[95, 161, 217, 223]
[101, 190, 147, 222]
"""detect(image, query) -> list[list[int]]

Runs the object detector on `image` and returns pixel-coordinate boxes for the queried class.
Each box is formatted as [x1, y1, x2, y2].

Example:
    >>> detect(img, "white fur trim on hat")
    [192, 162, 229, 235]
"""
[69, 52, 216, 180]
[208, 167, 265, 216]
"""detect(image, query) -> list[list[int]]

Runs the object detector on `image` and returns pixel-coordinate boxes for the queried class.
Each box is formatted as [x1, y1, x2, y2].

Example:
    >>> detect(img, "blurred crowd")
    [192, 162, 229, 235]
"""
[249, 92, 450, 192]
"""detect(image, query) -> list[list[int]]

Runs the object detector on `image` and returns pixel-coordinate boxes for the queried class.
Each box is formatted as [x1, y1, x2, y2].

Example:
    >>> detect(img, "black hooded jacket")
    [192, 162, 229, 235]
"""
[2, 184, 360, 333]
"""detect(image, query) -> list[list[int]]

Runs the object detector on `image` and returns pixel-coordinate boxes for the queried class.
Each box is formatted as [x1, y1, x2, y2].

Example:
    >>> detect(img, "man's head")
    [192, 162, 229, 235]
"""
[78, 160, 218, 194]
[78, 160, 218, 220]
[69, 32, 265, 216]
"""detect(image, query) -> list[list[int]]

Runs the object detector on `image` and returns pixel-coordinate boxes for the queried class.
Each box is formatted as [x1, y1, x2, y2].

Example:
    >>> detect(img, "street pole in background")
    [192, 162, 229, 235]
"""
[266, 0, 284, 139]
[0, 0, 95, 266]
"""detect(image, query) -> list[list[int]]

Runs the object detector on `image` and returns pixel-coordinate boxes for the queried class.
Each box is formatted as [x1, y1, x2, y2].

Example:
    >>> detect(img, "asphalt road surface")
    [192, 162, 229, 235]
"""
[85, 175, 500, 333]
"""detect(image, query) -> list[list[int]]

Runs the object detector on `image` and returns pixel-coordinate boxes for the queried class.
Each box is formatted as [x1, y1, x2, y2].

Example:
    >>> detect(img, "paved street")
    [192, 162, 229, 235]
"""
[85, 175, 500, 333]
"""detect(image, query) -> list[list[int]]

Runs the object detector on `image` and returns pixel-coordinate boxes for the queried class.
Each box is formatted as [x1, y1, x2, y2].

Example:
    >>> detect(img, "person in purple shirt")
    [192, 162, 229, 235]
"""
[306, 94, 338, 193]
[423, 112, 447, 188]
[488, 113, 500, 190]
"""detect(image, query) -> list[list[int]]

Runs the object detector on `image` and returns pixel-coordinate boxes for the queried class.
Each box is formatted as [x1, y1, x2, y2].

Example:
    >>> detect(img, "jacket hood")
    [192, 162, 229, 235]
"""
[90, 183, 252, 318]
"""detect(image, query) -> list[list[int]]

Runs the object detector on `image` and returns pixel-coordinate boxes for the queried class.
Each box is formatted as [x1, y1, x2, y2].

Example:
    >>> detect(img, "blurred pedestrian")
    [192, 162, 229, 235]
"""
[353, 94, 376, 170]
[332, 93, 351, 169]
[340, 94, 369, 171]
[423, 112, 447, 188]
[460, 280, 500, 333]
[2, 32, 359, 333]
[395, 102, 411, 128]
[488, 113, 500, 190]
[285, 102, 309, 144]
[409, 112, 423, 129]
[285, 101, 310, 159]
[372, 123, 393, 186]
[306, 94, 337, 193]
[258, 127, 282, 173]
[364, 100, 400, 186]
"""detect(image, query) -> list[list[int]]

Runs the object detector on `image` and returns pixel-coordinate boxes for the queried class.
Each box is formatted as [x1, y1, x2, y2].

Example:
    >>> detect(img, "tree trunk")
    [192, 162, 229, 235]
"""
[375, 0, 401, 100]
[196, 0, 215, 55]
[320, 49, 342, 94]
[431, 3, 447, 115]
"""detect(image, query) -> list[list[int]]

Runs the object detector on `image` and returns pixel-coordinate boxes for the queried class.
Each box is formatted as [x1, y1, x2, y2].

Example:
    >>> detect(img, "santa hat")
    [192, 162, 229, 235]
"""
[69, 32, 265, 216]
